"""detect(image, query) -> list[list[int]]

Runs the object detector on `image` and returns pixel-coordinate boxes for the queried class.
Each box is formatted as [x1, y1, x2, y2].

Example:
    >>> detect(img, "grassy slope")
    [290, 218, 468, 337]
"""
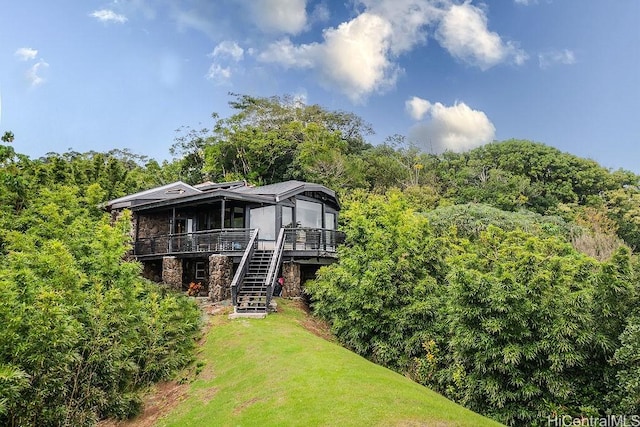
[159, 300, 502, 427]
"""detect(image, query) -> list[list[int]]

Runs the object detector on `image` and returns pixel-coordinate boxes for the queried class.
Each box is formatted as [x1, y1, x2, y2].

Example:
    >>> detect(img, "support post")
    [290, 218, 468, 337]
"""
[208, 254, 233, 301]
[162, 256, 183, 290]
[282, 262, 302, 298]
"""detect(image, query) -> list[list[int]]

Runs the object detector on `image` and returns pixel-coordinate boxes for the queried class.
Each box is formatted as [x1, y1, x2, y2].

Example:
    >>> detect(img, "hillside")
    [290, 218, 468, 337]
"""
[134, 300, 501, 427]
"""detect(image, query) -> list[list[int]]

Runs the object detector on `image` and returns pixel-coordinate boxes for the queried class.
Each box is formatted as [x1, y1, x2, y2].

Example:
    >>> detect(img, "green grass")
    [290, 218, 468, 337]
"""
[159, 299, 502, 427]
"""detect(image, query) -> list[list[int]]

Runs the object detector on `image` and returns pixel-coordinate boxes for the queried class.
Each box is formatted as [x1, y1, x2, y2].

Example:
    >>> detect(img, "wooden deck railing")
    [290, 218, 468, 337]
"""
[134, 227, 345, 257]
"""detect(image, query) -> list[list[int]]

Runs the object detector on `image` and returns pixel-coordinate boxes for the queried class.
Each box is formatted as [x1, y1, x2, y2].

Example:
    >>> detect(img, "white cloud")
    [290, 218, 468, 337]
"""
[206, 63, 232, 82]
[314, 13, 398, 101]
[405, 96, 432, 120]
[407, 97, 496, 153]
[259, 12, 400, 102]
[310, 2, 330, 24]
[90, 9, 128, 23]
[258, 38, 314, 68]
[435, 2, 527, 69]
[256, 0, 526, 102]
[357, 0, 442, 55]
[245, 0, 307, 35]
[15, 47, 38, 61]
[26, 59, 49, 87]
[211, 41, 244, 62]
[206, 41, 244, 84]
[538, 49, 576, 69]
[514, 0, 536, 5]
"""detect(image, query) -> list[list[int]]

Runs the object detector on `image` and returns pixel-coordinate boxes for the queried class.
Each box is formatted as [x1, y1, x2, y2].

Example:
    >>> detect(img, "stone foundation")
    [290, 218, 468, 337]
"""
[282, 262, 302, 298]
[162, 256, 183, 290]
[142, 261, 162, 282]
[208, 255, 233, 302]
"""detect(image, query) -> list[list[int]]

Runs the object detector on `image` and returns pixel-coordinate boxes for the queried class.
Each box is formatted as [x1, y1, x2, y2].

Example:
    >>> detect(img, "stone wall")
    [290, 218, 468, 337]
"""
[137, 213, 170, 239]
[208, 255, 233, 302]
[282, 262, 302, 298]
[162, 256, 183, 290]
[142, 260, 162, 282]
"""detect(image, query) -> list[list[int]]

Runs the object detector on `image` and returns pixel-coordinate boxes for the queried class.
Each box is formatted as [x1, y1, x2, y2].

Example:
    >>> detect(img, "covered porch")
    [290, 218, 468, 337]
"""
[134, 227, 345, 258]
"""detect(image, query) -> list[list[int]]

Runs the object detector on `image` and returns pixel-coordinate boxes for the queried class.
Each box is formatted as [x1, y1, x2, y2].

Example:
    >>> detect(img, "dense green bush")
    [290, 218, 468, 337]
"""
[0, 186, 201, 426]
[307, 190, 639, 426]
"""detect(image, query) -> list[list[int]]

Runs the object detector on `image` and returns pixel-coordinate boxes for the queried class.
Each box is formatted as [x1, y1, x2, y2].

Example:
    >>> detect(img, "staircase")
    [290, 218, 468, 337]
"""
[235, 249, 273, 313]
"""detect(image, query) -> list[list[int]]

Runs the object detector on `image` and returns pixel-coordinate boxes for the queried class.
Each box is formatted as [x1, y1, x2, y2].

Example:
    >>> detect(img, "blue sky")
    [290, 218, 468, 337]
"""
[1, 1, 639, 172]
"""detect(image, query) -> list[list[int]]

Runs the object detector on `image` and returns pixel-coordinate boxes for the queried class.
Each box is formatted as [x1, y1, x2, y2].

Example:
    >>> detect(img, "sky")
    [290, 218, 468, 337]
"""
[1, 0, 639, 172]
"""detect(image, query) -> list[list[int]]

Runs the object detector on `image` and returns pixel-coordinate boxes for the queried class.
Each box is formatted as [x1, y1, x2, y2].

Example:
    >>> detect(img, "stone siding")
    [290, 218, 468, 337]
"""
[208, 255, 233, 302]
[137, 213, 170, 239]
[142, 260, 162, 282]
[282, 262, 302, 298]
[162, 256, 183, 290]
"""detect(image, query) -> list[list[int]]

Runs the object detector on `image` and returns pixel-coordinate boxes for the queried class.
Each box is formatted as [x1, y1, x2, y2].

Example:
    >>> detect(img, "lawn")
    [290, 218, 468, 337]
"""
[157, 299, 502, 427]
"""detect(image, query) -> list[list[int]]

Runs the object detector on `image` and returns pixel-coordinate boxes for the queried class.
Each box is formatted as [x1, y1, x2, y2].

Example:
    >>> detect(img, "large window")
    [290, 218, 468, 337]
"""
[296, 199, 322, 228]
[325, 212, 336, 230]
[224, 206, 245, 229]
[282, 206, 294, 228]
[250, 205, 276, 240]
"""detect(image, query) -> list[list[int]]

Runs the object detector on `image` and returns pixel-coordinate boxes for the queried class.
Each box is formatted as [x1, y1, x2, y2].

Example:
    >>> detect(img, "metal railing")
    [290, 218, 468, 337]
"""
[231, 229, 259, 308]
[283, 228, 345, 254]
[134, 228, 254, 256]
[133, 227, 346, 257]
[265, 228, 286, 308]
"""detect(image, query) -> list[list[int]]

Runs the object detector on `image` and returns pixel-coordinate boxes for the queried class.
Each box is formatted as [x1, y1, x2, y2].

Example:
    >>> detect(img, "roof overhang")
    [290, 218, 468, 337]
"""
[131, 189, 276, 212]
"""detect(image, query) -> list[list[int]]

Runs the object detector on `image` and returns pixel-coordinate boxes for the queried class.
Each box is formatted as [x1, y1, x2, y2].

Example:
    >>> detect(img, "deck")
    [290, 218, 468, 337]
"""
[133, 228, 345, 260]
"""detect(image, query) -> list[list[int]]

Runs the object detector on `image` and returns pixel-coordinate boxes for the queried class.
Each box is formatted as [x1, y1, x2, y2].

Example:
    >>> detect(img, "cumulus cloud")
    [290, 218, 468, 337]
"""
[405, 96, 432, 120]
[90, 9, 128, 23]
[211, 41, 244, 62]
[435, 2, 527, 69]
[357, 0, 441, 55]
[257, 0, 525, 102]
[260, 12, 402, 102]
[206, 41, 245, 83]
[205, 63, 232, 82]
[26, 59, 49, 87]
[258, 38, 314, 67]
[538, 49, 576, 69]
[15, 47, 38, 61]
[406, 96, 495, 153]
[313, 13, 398, 101]
[245, 0, 307, 34]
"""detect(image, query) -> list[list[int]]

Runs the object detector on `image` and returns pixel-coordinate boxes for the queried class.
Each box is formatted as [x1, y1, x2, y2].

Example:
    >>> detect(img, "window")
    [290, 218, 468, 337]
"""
[296, 199, 322, 228]
[249, 205, 276, 240]
[325, 212, 336, 230]
[195, 262, 206, 280]
[282, 206, 293, 228]
[224, 206, 245, 228]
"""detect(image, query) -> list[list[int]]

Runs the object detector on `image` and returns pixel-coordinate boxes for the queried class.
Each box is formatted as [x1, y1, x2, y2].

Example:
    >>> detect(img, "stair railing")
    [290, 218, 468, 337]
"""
[231, 229, 259, 308]
[265, 228, 286, 309]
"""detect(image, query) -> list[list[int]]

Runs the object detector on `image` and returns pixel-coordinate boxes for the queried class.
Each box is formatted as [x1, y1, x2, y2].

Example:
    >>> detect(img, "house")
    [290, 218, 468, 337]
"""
[104, 180, 344, 314]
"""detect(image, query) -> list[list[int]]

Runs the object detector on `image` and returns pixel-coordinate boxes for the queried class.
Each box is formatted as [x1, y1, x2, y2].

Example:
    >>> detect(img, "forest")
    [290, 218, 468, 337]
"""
[1, 94, 639, 426]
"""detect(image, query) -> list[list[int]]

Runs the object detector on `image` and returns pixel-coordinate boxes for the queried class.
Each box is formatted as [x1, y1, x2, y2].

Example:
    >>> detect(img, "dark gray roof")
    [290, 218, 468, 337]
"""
[106, 180, 339, 212]
[194, 180, 246, 191]
[235, 180, 336, 202]
[104, 181, 201, 210]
